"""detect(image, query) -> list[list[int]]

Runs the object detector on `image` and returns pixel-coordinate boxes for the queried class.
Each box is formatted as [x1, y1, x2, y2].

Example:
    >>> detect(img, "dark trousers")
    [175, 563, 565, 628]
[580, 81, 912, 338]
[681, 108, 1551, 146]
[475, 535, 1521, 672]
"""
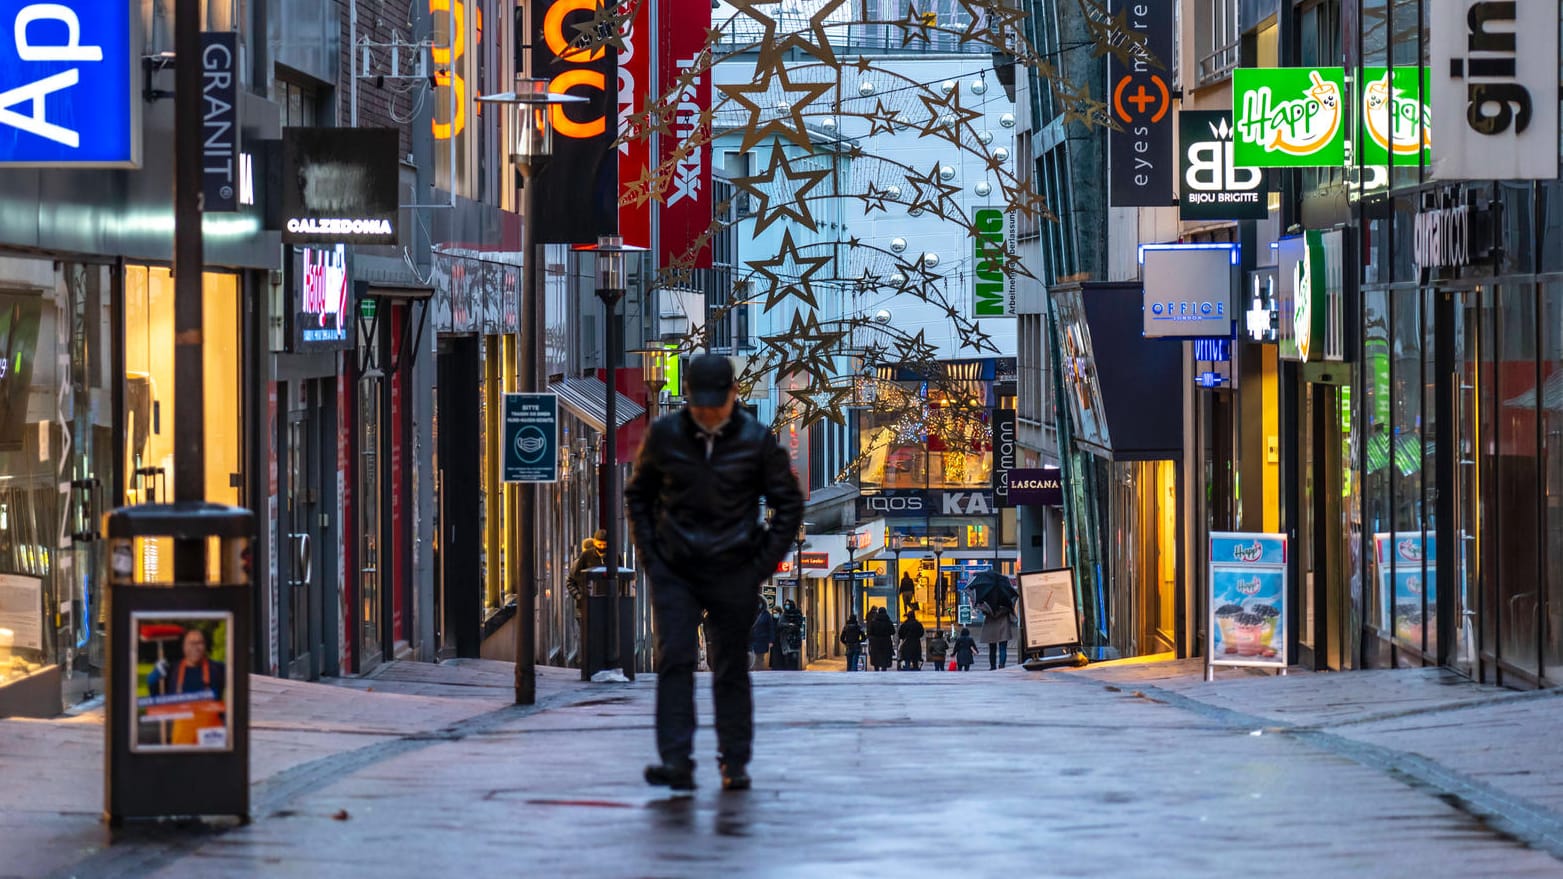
[650, 567, 756, 768]
[988, 641, 1008, 669]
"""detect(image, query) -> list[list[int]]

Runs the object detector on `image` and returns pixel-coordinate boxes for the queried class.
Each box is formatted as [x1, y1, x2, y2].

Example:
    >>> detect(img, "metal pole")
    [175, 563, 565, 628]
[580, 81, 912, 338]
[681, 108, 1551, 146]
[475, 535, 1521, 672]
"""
[515, 163, 540, 705]
[599, 284, 627, 677]
[173, 0, 206, 581]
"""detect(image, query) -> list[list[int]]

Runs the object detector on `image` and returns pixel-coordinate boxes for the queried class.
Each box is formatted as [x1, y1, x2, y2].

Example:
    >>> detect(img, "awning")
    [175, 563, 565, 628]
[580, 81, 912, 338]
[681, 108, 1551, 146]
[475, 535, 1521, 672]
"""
[551, 376, 646, 432]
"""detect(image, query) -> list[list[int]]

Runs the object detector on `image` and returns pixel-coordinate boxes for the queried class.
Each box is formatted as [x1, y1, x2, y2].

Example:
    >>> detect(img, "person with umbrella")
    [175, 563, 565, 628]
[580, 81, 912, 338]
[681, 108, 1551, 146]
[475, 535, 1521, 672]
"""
[968, 570, 1019, 670]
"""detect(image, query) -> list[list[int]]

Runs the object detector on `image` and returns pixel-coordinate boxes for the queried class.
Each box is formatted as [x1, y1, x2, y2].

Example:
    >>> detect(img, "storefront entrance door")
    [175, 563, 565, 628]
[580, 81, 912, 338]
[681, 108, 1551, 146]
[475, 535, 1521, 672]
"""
[1299, 381, 1352, 670]
[283, 385, 327, 680]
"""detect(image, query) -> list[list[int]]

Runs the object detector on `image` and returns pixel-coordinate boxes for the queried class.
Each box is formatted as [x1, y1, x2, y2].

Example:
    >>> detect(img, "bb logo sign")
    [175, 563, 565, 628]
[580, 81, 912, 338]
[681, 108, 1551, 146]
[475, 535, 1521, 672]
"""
[1179, 110, 1266, 221]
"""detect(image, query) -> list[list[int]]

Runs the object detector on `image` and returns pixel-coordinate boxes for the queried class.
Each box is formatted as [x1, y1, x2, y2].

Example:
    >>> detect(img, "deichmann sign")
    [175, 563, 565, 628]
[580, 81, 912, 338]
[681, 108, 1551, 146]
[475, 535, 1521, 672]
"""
[972, 207, 1018, 317]
[1106, 0, 1174, 206]
[280, 127, 400, 245]
[201, 32, 240, 212]
[502, 393, 560, 483]
[0, 1, 140, 166]
[991, 408, 1017, 506]
[1233, 67, 1347, 168]
[1179, 110, 1267, 221]
[1430, 0, 1558, 180]
[1139, 244, 1238, 339]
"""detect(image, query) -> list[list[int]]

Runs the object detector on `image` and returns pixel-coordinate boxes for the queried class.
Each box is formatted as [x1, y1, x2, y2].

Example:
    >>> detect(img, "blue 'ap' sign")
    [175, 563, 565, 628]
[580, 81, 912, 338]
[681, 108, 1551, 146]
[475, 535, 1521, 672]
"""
[0, 2, 139, 166]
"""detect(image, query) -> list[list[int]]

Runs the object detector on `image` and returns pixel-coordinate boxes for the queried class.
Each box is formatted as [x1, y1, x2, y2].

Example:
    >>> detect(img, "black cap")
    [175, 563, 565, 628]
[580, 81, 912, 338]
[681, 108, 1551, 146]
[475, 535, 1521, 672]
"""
[686, 353, 735, 407]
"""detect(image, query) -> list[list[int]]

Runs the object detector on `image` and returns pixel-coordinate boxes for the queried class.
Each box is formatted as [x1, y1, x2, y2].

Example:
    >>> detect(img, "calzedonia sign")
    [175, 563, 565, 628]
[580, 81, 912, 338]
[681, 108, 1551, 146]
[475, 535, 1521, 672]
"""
[0, 1, 140, 166]
[1179, 110, 1267, 220]
[280, 127, 400, 245]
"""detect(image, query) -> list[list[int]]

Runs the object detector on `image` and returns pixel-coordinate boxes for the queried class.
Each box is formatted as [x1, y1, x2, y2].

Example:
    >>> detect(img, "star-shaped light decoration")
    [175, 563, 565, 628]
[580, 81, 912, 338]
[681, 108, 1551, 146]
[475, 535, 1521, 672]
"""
[785, 383, 856, 428]
[567, 0, 633, 56]
[865, 98, 903, 136]
[892, 328, 940, 365]
[856, 181, 894, 214]
[746, 228, 834, 312]
[916, 89, 983, 144]
[1051, 78, 1114, 129]
[903, 162, 962, 219]
[897, 1, 937, 47]
[719, 68, 834, 153]
[736, 0, 845, 77]
[733, 143, 831, 235]
[762, 309, 849, 388]
[1079, 0, 1160, 69]
[955, 0, 1030, 48]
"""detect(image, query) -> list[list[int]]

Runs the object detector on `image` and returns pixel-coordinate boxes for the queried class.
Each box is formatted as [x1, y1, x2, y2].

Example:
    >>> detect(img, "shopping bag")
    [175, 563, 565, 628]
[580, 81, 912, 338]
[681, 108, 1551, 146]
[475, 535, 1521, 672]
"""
[948, 660, 957, 671]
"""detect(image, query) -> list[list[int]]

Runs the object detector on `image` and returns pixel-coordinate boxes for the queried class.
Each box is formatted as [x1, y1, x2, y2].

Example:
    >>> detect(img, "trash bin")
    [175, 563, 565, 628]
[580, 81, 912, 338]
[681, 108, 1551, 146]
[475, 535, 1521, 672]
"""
[103, 502, 254, 825]
[583, 566, 635, 681]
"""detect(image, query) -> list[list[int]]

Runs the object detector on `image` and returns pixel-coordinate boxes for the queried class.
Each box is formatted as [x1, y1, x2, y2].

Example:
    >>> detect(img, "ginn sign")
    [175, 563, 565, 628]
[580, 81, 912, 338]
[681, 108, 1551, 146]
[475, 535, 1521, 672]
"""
[540, 0, 608, 138]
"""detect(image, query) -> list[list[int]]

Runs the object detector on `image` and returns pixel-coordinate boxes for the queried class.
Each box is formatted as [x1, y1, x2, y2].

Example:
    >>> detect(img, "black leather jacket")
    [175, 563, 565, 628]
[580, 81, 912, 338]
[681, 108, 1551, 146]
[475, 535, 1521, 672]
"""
[625, 406, 804, 583]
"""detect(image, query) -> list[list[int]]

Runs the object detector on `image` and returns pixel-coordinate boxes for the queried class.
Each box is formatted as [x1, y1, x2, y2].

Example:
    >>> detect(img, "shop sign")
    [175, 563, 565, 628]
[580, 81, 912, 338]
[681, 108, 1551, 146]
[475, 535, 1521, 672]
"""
[1414, 203, 1471, 269]
[972, 207, 1018, 317]
[1276, 230, 1345, 362]
[1291, 231, 1326, 361]
[1373, 532, 1436, 648]
[656, 0, 713, 267]
[1106, 0, 1174, 206]
[1208, 532, 1288, 670]
[1019, 568, 1080, 651]
[1192, 338, 1230, 362]
[1245, 270, 1279, 343]
[201, 32, 240, 212]
[0, 1, 140, 167]
[1139, 243, 1238, 339]
[991, 408, 1017, 506]
[502, 393, 559, 483]
[1232, 67, 1347, 168]
[292, 245, 353, 352]
[530, 0, 618, 244]
[280, 127, 400, 245]
[799, 551, 829, 570]
[1360, 66, 1431, 166]
[857, 490, 997, 518]
[1006, 467, 1062, 506]
[1179, 110, 1267, 220]
[1430, 0, 1558, 180]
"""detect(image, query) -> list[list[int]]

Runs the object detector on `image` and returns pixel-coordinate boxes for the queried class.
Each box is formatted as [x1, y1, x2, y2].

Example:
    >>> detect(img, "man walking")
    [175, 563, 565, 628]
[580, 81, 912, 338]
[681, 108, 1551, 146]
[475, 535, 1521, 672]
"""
[626, 354, 803, 792]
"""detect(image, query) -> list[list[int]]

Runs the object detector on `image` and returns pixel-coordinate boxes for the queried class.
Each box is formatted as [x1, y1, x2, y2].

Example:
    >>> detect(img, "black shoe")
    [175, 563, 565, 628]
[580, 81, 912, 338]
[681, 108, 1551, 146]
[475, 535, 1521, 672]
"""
[720, 764, 751, 791]
[645, 760, 697, 791]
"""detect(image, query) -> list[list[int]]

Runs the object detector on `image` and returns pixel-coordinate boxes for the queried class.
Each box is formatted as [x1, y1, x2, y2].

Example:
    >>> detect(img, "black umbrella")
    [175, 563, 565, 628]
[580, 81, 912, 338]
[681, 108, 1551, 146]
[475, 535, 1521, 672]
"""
[967, 570, 1017, 614]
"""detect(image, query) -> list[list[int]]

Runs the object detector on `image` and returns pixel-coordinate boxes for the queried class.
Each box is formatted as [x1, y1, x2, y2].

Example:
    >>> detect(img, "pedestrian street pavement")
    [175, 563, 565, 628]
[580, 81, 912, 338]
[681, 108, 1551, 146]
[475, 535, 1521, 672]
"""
[6, 657, 1563, 877]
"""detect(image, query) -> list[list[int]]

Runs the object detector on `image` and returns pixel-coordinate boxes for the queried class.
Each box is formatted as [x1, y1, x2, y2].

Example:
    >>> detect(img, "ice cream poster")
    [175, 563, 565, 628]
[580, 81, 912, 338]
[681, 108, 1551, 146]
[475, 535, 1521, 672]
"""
[1373, 533, 1436, 651]
[1209, 532, 1288, 668]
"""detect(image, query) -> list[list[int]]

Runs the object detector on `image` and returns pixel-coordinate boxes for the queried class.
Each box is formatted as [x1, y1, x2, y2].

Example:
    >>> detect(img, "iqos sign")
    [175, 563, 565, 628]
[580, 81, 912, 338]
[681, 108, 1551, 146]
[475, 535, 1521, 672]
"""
[0, 2, 140, 166]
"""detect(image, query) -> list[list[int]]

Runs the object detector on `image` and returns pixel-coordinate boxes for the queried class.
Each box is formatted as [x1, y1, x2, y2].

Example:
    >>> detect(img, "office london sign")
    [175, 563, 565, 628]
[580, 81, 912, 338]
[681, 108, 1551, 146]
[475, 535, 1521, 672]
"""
[0, 1, 140, 166]
[1232, 68, 1347, 168]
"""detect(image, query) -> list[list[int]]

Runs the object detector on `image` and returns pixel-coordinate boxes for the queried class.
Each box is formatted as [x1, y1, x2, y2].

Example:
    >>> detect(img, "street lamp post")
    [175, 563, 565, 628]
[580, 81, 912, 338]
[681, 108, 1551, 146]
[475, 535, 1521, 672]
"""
[573, 236, 647, 680]
[478, 79, 586, 705]
[932, 539, 949, 635]
[889, 533, 904, 617]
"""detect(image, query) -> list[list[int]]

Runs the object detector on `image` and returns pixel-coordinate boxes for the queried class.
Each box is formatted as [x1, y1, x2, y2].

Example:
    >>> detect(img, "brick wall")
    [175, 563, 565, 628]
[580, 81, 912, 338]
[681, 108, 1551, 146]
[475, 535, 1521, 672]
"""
[337, 0, 419, 160]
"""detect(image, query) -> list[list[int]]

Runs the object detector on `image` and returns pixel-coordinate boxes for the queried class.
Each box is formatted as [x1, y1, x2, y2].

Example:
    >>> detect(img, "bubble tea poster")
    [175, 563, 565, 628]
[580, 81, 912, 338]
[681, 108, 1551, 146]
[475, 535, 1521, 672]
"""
[1209, 533, 1288, 668]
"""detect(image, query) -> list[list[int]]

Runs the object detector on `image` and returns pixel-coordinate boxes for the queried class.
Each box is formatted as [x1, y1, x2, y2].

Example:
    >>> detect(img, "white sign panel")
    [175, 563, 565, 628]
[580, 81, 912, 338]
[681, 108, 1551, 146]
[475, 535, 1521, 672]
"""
[1430, 0, 1558, 179]
[1018, 568, 1080, 651]
[1140, 244, 1239, 338]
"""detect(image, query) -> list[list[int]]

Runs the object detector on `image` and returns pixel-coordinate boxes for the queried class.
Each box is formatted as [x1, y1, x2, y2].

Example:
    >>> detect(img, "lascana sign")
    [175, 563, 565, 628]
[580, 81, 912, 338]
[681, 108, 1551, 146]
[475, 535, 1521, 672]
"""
[1430, 0, 1558, 179]
[1232, 68, 1347, 168]
[0, 2, 139, 166]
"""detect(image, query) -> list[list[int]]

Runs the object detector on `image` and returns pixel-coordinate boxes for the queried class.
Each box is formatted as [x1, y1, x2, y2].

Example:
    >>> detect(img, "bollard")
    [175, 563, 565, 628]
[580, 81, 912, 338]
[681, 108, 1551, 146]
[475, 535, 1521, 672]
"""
[103, 503, 254, 825]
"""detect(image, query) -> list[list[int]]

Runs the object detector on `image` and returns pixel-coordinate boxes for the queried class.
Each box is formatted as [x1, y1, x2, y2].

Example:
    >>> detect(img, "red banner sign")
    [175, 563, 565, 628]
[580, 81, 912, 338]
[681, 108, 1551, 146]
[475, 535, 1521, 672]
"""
[618, 1, 651, 248]
[656, 0, 711, 268]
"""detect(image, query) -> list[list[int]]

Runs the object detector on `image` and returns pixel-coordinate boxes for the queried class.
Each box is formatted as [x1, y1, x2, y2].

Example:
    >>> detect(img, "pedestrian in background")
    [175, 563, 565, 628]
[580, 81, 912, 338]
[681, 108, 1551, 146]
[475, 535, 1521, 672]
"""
[867, 607, 896, 671]
[978, 600, 1017, 670]
[839, 615, 865, 671]
[625, 353, 804, 792]
[897, 610, 925, 671]
[927, 629, 949, 671]
[564, 530, 608, 662]
[898, 571, 917, 616]
[952, 627, 978, 672]
[768, 606, 785, 670]
[750, 599, 775, 670]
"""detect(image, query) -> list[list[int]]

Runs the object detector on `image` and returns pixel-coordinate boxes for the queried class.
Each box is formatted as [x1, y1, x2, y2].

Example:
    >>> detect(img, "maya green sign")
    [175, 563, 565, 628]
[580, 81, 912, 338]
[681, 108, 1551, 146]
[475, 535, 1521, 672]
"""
[1234, 68, 1347, 167]
[972, 207, 1016, 318]
[1359, 66, 1431, 166]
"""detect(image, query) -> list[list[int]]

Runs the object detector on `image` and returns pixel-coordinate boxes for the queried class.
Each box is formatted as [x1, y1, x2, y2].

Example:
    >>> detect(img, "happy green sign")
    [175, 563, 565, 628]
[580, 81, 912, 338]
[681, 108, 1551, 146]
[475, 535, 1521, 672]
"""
[1233, 68, 1347, 168]
[1359, 67, 1431, 166]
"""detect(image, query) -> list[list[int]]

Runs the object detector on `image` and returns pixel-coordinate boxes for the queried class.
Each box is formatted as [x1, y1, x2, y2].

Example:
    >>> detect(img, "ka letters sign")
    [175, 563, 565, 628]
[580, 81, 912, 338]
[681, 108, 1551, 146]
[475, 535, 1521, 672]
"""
[0, 2, 140, 166]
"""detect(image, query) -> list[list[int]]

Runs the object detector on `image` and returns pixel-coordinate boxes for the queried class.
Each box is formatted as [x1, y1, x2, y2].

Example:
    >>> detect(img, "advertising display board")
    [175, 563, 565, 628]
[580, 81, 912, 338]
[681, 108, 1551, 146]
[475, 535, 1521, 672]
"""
[1018, 568, 1080, 652]
[1140, 244, 1238, 338]
[502, 393, 559, 483]
[281, 127, 400, 245]
[972, 207, 1018, 316]
[1373, 533, 1436, 649]
[292, 245, 353, 352]
[131, 611, 235, 752]
[1208, 532, 1288, 671]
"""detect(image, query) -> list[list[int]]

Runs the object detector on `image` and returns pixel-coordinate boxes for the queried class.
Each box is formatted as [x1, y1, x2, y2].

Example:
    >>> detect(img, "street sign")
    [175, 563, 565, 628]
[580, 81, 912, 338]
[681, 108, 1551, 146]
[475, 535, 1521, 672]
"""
[502, 393, 559, 483]
[0, 0, 141, 167]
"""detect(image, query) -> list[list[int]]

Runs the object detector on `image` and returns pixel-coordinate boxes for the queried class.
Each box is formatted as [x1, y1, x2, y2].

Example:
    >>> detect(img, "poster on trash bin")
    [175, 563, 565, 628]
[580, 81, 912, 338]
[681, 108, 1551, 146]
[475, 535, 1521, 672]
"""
[130, 611, 234, 752]
[1208, 532, 1288, 669]
[1018, 568, 1079, 651]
